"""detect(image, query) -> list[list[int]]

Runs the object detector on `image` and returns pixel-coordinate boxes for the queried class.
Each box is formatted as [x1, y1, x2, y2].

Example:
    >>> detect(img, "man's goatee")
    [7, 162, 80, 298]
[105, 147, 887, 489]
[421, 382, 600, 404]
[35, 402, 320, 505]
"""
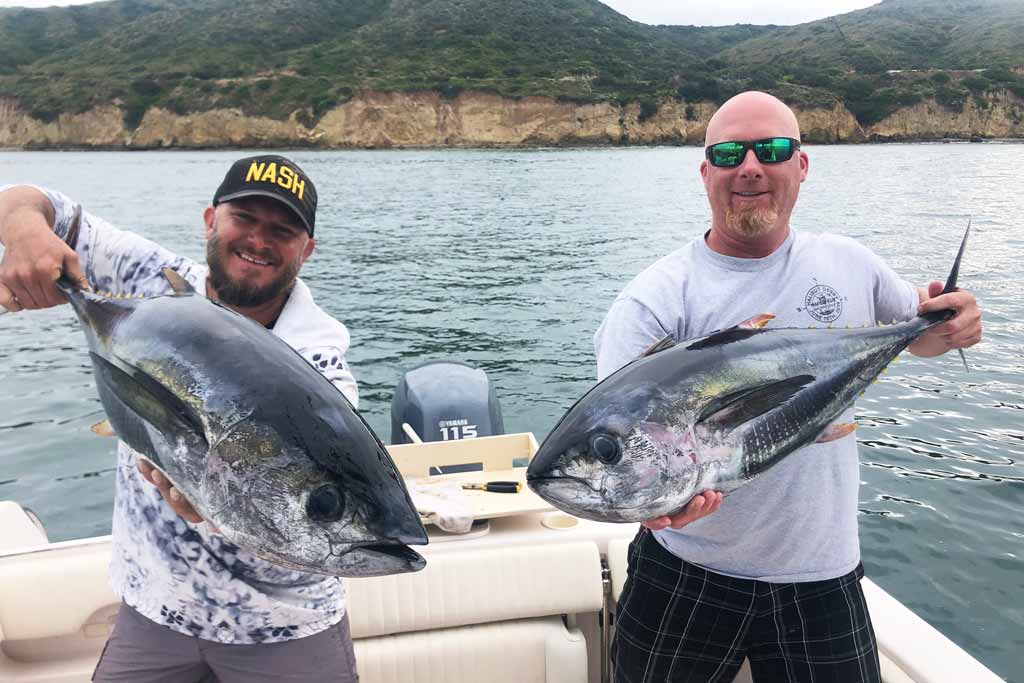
[726, 206, 778, 237]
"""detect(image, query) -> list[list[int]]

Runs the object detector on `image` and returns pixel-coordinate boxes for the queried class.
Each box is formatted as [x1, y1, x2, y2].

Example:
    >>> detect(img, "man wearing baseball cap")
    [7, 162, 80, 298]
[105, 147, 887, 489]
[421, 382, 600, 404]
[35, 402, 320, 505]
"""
[0, 156, 361, 681]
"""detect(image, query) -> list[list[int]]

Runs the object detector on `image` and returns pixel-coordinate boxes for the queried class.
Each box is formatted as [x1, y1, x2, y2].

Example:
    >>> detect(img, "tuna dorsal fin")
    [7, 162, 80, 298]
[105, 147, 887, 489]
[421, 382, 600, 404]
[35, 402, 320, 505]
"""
[639, 334, 676, 358]
[684, 313, 775, 352]
[686, 327, 762, 351]
[162, 268, 196, 295]
[695, 375, 815, 431]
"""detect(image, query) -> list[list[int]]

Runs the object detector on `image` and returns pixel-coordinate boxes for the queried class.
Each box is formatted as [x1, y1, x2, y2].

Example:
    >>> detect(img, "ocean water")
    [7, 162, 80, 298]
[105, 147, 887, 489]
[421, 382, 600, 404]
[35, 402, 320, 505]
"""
[1, 145, 1021, 679]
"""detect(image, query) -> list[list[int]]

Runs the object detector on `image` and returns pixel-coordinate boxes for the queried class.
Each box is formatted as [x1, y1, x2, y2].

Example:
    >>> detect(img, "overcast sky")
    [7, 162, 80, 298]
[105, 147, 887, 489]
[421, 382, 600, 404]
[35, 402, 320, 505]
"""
[600, 1, 881, 26]
[1, 0, 882, 25]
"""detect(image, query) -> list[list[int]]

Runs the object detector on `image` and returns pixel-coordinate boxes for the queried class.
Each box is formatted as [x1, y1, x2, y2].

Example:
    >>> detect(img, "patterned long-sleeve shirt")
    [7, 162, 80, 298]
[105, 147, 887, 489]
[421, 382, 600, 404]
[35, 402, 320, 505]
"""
[4, 184, 359, 644]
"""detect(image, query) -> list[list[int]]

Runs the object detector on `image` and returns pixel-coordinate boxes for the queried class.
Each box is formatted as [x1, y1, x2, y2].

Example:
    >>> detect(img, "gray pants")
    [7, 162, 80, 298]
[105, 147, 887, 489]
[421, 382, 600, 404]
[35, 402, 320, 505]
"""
[92, 602, 359, 682]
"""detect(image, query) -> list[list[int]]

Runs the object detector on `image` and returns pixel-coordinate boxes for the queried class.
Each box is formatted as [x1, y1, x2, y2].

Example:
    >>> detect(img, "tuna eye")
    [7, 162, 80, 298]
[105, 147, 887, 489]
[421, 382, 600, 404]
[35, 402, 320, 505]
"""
[589, 434, 620, 464]
[307, 484, 345, 522]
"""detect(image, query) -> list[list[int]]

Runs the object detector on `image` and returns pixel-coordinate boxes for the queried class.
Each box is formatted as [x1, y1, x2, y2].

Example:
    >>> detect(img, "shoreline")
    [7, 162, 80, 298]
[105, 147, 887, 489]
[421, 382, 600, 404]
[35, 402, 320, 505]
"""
[5, 90, 1023, 150]
[3, 136, 1023, 152]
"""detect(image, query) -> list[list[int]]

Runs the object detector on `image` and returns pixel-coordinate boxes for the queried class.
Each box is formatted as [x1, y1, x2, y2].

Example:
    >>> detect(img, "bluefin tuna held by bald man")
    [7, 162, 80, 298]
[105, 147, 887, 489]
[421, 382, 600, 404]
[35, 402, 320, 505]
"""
[527, 225, 971, 523]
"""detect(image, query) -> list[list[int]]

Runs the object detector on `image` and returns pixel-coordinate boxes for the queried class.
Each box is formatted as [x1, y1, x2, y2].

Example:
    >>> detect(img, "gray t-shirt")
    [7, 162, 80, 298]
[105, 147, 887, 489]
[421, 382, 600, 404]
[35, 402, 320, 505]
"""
[595, 229, 918, 582]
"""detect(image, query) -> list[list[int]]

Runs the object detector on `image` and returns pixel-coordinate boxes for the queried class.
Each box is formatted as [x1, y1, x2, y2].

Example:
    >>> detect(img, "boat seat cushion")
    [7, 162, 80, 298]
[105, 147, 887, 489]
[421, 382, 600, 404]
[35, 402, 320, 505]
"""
[0, 539, 603, 644]
[355, 616, 588, 683]
[348, 541, 604, 639]
[0, 540, 115, 641]
[0, 502, 48, 552]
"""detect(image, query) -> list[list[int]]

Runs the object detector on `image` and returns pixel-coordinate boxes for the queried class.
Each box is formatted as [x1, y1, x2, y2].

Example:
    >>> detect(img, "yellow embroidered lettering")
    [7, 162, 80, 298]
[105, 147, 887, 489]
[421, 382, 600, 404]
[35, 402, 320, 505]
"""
[279, 166, 295, 192]
[245, 161, 265, 183]
[293, 177, 305, 201]
[260, 163, 278, 184]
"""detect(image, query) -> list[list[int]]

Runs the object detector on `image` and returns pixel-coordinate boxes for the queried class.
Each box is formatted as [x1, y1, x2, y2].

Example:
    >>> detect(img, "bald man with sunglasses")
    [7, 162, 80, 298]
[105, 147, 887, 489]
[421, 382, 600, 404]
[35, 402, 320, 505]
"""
[595, 91, 981, 682]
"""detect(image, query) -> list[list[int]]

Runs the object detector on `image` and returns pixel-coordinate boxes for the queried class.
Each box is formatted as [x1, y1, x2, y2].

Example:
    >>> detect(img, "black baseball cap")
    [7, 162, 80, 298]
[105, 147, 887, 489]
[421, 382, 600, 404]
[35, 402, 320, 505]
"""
[213, 155, 317, 236]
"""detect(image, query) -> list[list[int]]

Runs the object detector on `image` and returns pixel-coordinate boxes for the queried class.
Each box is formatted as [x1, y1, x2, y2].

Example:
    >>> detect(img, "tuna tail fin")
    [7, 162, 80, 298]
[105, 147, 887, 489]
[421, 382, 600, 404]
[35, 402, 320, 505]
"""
[941, 217, 970, 296]
[920, 219, 971, 371]
[949, 219, 971, 372]
[54, 205, 90, 298]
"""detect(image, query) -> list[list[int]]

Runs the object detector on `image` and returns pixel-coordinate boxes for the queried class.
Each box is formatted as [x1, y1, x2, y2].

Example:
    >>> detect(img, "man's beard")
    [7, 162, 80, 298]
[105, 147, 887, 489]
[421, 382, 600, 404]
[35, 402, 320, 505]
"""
[725, 204, 779, 238]
[206, 229, 300, 308]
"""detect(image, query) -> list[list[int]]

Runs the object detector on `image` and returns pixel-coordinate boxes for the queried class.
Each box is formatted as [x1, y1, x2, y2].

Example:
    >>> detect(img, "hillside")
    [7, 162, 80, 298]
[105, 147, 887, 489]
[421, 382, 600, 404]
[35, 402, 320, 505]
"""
[720, 0, 1024, 123]
[1, 0, 1022, 146]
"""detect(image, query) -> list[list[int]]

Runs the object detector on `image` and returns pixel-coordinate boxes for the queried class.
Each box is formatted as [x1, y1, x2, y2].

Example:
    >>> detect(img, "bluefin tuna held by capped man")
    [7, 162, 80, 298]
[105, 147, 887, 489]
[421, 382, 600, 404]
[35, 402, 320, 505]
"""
[527, 226, 972, 523]
[57, 214, 427, 576]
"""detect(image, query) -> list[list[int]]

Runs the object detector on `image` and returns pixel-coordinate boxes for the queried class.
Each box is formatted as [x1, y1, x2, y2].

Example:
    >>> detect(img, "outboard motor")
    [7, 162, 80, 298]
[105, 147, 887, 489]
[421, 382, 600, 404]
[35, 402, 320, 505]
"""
[390, 360, 504, 447]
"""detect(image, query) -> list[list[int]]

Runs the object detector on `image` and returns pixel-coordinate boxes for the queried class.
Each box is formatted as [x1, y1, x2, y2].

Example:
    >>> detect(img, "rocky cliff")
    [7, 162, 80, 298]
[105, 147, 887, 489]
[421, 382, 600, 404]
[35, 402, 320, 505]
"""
[1, 90, 1021, 149]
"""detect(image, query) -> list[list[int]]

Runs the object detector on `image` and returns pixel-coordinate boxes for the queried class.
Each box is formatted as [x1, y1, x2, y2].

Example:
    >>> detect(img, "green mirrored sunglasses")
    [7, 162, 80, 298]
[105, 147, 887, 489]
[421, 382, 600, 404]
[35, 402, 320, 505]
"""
[705, 137, 801, 168]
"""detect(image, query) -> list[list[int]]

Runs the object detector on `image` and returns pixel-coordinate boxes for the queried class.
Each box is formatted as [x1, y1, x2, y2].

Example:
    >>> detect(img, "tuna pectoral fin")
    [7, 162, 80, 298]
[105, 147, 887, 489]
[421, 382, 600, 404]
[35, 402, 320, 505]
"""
[696, 375, 815, 431]
[161, 268, 197, 295]
[91, 419, 117, 437]
[90, 352, 208, 456]
[816, 422, 857, 443]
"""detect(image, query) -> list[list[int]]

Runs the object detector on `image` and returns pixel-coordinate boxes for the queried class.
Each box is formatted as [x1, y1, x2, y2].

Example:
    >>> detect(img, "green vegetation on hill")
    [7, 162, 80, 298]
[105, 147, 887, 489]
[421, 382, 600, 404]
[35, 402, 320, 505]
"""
[1, 0, 1023, 129]
[720, 0, 1024, 123]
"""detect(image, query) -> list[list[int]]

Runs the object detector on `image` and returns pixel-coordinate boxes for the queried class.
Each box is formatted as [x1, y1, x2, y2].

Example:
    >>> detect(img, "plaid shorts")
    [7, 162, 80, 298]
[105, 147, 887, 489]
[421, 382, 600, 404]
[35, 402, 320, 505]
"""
[612, 528, 880, 683]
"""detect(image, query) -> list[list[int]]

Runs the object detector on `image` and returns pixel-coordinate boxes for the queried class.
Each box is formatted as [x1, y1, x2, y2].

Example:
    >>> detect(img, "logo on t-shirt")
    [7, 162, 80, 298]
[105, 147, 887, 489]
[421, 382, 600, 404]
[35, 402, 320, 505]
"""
[800, 283, 845, 323]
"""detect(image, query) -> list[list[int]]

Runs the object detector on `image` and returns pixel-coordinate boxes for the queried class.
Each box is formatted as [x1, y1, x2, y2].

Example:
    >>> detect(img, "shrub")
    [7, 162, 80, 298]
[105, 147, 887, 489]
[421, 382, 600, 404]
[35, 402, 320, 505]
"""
[638, 98, 658, 122]
[935, 85, 967, 110]
[130, 77, 161, 97]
